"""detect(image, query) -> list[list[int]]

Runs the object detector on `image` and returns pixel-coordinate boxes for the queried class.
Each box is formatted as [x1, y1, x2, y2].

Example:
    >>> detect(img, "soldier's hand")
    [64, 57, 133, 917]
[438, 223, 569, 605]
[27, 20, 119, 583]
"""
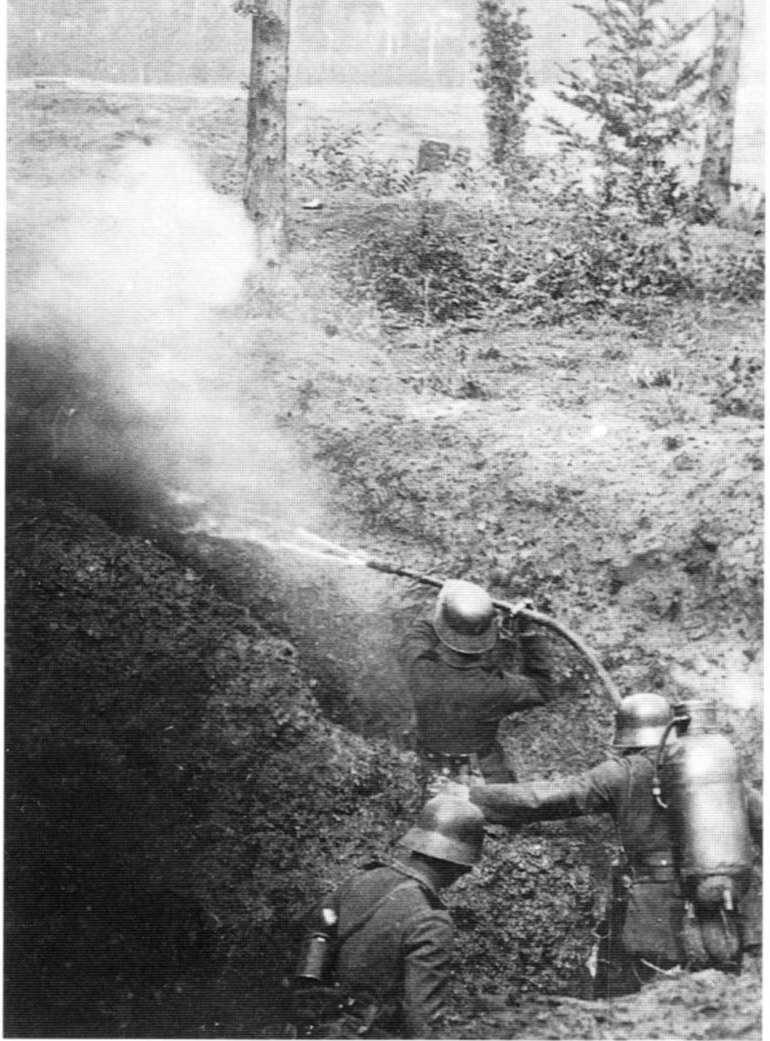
[429, 778, 471, 801]
[499, 600, 535, 640]
[289, 985, 340, 1027]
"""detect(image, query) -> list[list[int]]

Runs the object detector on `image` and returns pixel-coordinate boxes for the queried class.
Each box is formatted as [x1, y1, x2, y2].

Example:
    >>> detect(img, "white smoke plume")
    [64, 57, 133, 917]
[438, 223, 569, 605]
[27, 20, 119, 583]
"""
[8, 136, 409, 736]
[9, 138, 331, 533]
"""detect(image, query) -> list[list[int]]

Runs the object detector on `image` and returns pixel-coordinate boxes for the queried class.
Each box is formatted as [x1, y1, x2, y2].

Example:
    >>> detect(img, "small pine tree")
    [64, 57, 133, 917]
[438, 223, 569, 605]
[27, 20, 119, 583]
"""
[476, 0, 534, 183]
[546, 0, 707, 219]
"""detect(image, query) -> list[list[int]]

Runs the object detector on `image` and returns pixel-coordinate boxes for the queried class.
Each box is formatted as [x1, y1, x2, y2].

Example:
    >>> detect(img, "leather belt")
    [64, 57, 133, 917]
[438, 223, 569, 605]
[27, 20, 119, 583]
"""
[420, 743, 496, 766]
[632, 851, 678, 882]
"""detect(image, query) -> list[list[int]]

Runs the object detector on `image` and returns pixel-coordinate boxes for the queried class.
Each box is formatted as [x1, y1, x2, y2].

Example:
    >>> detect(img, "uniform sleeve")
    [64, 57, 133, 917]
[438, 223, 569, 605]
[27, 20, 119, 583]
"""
[401, 910, 454, 1038]
[517, 628, 554, 699]
[497, 629, 554, 711]
[399, 617, 439, 671]
[499, 670, 547, 711]
[470, 760, 621, 825]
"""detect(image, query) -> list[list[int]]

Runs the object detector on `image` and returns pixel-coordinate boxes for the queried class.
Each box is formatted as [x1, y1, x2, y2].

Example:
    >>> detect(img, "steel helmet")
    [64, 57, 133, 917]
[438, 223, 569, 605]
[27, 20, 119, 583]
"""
[613, 692, 674, 749]
[433, 579, 498, 654]
[400, 793, 485, 866]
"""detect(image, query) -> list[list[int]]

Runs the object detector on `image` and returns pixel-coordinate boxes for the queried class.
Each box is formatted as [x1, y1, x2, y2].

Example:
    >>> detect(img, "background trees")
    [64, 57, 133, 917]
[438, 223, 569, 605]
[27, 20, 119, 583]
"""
[234, 0, 291, 258]
[476, 1, 534, 182]
[698, 0, 745, 209]
[543, 0, 707, 219]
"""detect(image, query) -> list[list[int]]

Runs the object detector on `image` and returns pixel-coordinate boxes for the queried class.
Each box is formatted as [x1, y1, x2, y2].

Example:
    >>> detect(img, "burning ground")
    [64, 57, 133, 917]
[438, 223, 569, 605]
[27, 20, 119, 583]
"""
[5, 85, 764, 1039]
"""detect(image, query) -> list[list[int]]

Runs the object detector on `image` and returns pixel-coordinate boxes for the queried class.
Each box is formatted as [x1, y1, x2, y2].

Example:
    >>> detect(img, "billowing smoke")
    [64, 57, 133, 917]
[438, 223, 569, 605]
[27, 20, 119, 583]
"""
[8, 136, 407, 736]
[8, 137, 331, 534]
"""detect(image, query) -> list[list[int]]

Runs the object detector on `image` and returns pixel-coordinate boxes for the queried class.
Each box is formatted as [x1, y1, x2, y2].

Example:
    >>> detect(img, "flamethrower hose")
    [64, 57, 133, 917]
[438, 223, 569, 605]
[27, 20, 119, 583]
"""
[365, 559, 623, 708]
[651, 713, 688, 809]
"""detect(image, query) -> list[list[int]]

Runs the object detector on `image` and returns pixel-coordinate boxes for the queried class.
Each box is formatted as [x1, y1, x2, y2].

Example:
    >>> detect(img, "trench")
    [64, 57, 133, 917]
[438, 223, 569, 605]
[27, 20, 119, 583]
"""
[5, 342, 619, 1037]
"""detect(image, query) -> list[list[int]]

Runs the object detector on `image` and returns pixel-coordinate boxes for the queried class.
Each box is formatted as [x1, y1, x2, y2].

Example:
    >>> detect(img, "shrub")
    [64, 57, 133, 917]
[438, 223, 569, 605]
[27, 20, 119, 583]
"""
[344, 189, 707, 324]
[525, 197, 696, 316]
[295, 123, 417, 196]
[688, 236, 765, 303]
[345, 197, 514, 322]
[340, 143, 763, 325]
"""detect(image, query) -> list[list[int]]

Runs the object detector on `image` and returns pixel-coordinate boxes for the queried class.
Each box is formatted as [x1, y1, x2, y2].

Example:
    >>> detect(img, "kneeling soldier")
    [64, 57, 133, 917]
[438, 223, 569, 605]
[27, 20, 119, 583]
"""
[289, 793, 485, 1038]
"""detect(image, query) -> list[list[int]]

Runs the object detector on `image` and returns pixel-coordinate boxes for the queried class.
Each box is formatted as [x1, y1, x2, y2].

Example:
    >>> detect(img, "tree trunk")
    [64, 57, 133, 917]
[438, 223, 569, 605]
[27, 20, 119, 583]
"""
[244, 0, 290, 262]
[699, 0, 744, 210]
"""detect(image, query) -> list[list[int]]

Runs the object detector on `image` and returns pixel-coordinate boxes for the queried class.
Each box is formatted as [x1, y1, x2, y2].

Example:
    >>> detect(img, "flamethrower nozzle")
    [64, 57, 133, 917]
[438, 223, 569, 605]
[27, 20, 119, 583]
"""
[363, 556, 621, 707]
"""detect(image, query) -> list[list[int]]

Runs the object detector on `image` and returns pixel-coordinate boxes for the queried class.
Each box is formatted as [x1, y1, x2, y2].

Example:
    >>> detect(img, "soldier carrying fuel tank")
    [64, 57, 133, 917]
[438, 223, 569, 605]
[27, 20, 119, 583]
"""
[287, 792, 486, 1038]
[437, 692, 763, 995]
[399, 579, 554, 792]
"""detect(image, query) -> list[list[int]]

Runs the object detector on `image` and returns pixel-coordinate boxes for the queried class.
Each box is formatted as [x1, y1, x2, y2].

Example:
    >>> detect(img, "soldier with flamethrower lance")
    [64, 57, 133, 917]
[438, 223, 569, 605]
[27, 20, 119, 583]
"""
[362, 558, 621, 795]
[199, 521, 623, 789]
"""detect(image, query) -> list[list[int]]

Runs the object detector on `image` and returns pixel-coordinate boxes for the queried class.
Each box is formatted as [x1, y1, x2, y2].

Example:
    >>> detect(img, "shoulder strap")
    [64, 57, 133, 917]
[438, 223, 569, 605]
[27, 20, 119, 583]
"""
[336, 879, 417, 948]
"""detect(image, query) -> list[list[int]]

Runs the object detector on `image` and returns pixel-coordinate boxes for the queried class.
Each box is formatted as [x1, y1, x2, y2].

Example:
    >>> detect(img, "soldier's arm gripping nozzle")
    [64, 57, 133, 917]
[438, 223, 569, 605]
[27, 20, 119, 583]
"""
[365, 557, 622, 707]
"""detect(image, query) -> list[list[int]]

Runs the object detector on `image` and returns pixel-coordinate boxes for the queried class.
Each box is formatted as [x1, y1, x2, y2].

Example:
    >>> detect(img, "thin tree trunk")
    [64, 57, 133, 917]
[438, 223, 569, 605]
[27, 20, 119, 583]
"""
[244, 0, 290, 262]
[699, 0, 744, 210]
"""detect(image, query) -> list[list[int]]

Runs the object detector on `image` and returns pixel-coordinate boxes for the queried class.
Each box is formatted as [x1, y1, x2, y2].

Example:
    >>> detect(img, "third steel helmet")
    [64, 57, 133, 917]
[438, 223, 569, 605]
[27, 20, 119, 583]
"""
[400, 793, 485, 866]
[613, 692, 674, 750]
[433, 579, 498, 654]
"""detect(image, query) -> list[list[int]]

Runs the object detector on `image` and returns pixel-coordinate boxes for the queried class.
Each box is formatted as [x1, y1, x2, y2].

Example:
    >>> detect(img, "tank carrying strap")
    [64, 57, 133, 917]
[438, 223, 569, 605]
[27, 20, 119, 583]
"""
[336, 881, 415, 949]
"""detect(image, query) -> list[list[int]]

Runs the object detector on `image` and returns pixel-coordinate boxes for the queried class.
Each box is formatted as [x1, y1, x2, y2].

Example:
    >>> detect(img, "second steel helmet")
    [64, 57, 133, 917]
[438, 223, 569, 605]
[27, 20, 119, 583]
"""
[613, 692, 674, 750]
[433, 579, 498, 654]
[400, 793, 485, 866]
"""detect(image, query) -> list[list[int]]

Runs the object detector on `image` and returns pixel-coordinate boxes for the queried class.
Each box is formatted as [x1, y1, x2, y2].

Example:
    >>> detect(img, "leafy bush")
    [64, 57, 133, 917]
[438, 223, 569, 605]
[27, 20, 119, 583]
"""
[344, 197, 514, 322]
[526, 198, 696, 315]
[344, 188, 718, 323]
[688, 236, 765, 303]
[296, 123, 417, 196]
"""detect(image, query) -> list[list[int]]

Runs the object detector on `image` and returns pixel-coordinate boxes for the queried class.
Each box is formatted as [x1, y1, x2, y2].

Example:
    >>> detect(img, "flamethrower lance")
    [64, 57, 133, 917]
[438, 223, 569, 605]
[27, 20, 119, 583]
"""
[180, 515, 622, 708]
[364, 557, 622, 708]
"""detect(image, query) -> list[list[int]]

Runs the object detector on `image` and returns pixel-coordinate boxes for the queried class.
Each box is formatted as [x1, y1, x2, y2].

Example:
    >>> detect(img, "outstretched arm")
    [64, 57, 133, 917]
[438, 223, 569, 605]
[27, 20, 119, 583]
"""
[470, 775, 593, 824]
[469, 757, 625, 825]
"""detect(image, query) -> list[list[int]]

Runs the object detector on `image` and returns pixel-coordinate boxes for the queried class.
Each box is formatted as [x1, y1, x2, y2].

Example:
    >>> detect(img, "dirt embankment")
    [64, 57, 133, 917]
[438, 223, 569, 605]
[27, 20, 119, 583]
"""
[5, 86, 763, 1039]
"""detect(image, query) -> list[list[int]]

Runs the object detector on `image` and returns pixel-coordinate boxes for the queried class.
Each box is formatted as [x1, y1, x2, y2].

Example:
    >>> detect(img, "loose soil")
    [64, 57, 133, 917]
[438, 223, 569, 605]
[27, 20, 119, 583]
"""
[5, 84, 763, 1039]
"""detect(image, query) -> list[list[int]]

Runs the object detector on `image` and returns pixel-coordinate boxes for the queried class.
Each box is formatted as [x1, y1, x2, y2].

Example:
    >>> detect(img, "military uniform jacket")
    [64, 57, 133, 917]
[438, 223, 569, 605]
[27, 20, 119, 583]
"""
[399, 618, 551, 755]
[471, 751, 763, 964]
[329, 861, 454, 1038]
[472, 751, 689, 964]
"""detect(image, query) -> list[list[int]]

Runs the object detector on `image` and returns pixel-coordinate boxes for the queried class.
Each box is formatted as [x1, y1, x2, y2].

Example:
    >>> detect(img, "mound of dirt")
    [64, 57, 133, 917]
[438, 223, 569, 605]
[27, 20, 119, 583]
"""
[5, 487, 420, 1036]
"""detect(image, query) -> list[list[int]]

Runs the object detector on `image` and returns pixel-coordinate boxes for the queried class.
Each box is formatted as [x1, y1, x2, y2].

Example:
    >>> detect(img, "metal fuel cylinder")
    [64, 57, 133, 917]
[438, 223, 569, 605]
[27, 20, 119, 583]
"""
[662, 700, 752, 909]
[293, 905, 338, 984]
[294, 931, 334, 983]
